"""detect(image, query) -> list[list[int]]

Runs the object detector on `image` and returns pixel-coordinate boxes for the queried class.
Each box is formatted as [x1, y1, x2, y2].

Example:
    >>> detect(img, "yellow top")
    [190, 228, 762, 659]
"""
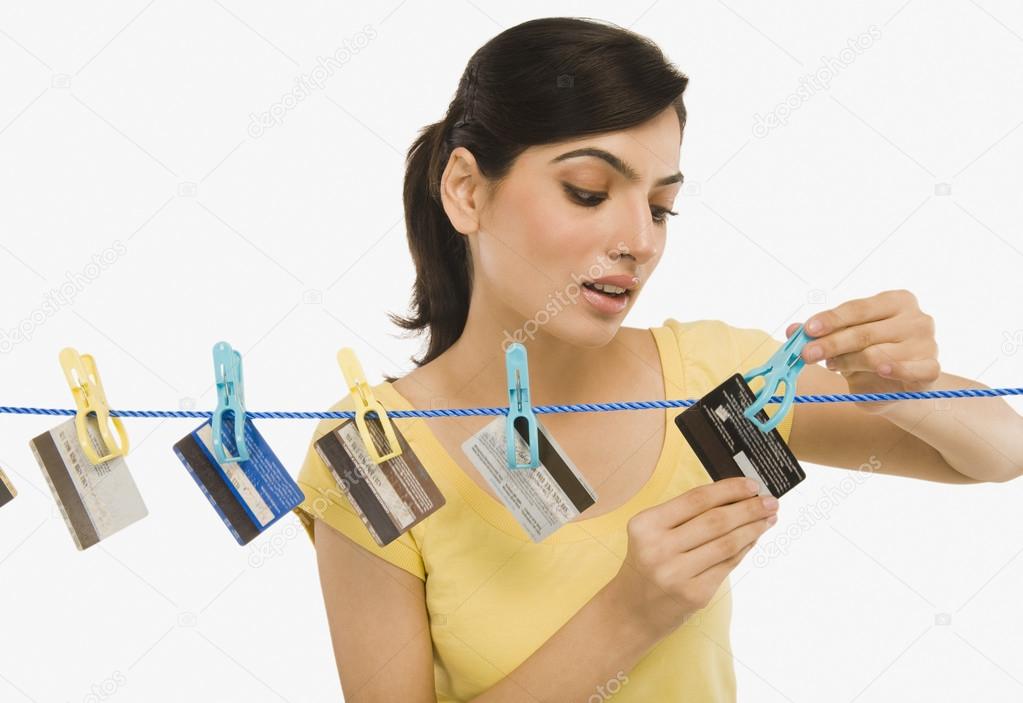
[294, 318, 795, 702]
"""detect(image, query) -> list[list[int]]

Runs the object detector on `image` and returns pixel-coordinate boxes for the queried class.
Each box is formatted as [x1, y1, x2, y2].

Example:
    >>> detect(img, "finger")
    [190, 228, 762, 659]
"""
[839, 357, 939, 382]
[652, 477, 759, 529]
[824, 342, 901, 373]
[685, 544, 754, 601]
[665, 494, 777, 553]
[807, 290, 908, 339]
[801, 317, 902, 364]
[683, 515, 776, 575]
[880, 357, 941, 382]
[825, 346, 938, 382]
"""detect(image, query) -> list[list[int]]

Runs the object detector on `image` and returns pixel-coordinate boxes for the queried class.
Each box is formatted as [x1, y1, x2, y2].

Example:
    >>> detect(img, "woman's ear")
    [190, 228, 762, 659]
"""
[439, 146, 487, 236]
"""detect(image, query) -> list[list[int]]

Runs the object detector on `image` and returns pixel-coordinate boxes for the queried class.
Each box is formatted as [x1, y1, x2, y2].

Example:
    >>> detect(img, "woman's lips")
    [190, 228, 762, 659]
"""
[581, 284, 631, 314]
[587, 274, 639, 290]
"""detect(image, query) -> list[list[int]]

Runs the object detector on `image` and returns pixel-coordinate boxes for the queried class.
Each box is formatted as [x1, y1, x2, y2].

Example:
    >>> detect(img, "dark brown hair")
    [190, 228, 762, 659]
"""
[388, 17, 689, 374]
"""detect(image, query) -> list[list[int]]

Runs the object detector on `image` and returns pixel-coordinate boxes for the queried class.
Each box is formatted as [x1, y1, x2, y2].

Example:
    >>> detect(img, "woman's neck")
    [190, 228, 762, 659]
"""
[412, 321, 646, 411]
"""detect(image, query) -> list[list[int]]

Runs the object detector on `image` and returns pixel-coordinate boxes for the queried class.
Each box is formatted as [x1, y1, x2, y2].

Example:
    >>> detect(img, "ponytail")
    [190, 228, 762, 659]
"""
[388, 118, 472, 370]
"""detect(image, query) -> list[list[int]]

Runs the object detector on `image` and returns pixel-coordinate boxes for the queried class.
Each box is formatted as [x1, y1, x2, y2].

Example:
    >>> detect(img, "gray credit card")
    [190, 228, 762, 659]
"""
[30, 416, 148, 550]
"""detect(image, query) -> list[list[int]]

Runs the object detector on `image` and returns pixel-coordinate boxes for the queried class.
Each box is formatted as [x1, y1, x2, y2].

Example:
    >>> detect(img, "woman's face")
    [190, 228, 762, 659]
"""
[445, 104, 683, 348]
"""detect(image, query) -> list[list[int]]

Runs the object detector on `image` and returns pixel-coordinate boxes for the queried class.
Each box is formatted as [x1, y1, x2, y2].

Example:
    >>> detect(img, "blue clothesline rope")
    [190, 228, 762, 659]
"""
[1, 386, 1020, 420]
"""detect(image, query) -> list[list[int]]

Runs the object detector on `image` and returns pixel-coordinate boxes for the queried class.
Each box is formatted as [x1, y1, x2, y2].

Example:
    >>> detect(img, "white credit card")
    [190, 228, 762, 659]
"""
[461, 416, 596, 542]
[30, 416, 148, 550]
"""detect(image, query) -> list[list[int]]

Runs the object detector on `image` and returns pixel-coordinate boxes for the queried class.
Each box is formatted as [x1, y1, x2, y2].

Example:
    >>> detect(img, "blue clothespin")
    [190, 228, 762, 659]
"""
[742, 324, 814, 433]
[212, 341, 250, 463]
[505, 343, 540, 469]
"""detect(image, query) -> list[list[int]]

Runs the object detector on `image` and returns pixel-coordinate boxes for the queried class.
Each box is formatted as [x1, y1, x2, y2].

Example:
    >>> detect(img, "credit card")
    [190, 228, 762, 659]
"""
[0, 467, 15, 509]
[315, 417, 445, 547]
[30, 416, 148, 550]
[674, 373, 805, 498]
[462, 416, 597, 542]
[173, 415, 304, 546]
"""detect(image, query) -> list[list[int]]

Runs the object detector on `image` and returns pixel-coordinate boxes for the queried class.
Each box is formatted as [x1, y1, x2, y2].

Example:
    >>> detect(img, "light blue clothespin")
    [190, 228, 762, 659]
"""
[742, 324, 814, 433]
[505, 343, 540, 469]
[212, 341, 250, 463]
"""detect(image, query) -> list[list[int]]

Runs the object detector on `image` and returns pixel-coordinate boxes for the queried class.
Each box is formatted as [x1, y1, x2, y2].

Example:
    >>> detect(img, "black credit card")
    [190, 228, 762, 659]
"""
[674, 373, 805, 498]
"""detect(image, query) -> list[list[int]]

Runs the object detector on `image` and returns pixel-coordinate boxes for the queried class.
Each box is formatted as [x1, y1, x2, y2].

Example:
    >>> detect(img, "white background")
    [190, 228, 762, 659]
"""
[1, 1, 1022, 701]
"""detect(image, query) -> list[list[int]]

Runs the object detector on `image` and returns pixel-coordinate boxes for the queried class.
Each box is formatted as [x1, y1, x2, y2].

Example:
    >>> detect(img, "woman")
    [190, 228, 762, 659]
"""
[294, 16, 1023, 702]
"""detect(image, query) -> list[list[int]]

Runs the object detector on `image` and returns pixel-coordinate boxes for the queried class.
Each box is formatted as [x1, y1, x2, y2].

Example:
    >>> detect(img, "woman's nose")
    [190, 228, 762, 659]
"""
[616, 200, 659, 264]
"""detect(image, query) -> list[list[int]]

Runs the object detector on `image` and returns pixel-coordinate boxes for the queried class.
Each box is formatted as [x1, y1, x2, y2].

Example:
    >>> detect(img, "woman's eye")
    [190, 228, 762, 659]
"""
[651, 206, 679, 225]
[564, 183, 678, 225]
[563, 184, 607, 207]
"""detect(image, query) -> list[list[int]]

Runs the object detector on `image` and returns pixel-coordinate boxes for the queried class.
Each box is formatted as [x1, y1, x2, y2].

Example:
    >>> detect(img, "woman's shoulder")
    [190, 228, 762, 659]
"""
[656, 316, 730, 339]
[648, 317, 731, 362]
[655, 317, 787, 376]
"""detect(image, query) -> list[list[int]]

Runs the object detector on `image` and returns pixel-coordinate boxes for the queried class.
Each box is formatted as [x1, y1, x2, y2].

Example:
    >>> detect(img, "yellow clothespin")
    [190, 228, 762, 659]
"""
[59, 347, 130, 465]
[337, 347, 401, 464]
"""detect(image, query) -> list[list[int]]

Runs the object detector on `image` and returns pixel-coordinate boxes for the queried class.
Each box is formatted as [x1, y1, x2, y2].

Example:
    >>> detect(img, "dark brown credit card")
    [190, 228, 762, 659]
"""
[674, 373, 805, 498]
[315, 417, 445, 547]
[0, 467, 15, 508]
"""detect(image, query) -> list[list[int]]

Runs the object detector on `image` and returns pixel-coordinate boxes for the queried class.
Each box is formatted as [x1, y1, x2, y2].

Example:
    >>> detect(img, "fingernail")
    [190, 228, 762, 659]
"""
[746, 478, 759, 493]
[807, 346, 823, 361]
[807, 319, 822, 334]
[762, 496, 779, 509]
[766, 514, 779, 526]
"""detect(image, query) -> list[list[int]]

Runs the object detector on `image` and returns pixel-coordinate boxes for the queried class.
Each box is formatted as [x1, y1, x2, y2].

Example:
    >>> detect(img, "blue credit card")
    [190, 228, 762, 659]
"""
[173, 415, 304, 545]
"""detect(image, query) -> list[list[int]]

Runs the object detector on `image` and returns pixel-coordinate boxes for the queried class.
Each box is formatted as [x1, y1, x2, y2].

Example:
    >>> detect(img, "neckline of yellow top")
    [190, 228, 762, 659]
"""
[374, 324, 685, 544]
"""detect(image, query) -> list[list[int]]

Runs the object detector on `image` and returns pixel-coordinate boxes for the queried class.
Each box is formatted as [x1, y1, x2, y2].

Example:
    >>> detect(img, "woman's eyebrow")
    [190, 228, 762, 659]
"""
[549, 147, 683, 187]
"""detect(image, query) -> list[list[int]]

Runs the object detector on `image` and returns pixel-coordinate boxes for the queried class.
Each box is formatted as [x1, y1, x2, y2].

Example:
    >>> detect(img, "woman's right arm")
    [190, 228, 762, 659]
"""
[314, 518, 436, 703]
[469, 476, 778, 703]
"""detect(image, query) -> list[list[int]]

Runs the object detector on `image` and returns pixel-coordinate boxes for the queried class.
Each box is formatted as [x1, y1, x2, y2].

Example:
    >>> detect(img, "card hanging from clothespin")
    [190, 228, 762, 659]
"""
[741, 324, 813, 432]
[172, 342, 303, 546]
[337, 347, 401, 464]
[0, 466, 16, 509]
[505, 342, 540, 469]
[212, 341, 249, 464]
[59, 347, 129, 464]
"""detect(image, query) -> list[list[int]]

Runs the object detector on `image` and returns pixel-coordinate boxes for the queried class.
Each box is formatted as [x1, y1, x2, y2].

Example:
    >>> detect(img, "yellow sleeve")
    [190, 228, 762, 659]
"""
[292, 399, 426, 582]
[725, 323, 796, 444]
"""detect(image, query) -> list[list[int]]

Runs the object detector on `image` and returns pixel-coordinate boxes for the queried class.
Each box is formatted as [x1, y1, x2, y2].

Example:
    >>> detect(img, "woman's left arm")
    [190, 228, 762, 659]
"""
[784, 289, 1023, 484]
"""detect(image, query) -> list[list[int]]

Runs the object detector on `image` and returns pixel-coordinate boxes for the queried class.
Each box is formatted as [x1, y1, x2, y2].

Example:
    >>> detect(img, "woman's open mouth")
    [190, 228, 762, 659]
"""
[581, 278, 635, 315]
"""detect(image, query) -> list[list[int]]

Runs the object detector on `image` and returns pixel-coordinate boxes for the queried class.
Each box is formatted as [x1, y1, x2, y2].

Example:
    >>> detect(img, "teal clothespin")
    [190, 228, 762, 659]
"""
[742, 324, 813, 433]
[505, 343, 540, 469]
[212, 341, 250, 463]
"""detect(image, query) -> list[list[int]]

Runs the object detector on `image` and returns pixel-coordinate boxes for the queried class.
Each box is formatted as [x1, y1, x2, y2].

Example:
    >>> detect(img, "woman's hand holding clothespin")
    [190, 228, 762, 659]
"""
[787, 288, 940, 415]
